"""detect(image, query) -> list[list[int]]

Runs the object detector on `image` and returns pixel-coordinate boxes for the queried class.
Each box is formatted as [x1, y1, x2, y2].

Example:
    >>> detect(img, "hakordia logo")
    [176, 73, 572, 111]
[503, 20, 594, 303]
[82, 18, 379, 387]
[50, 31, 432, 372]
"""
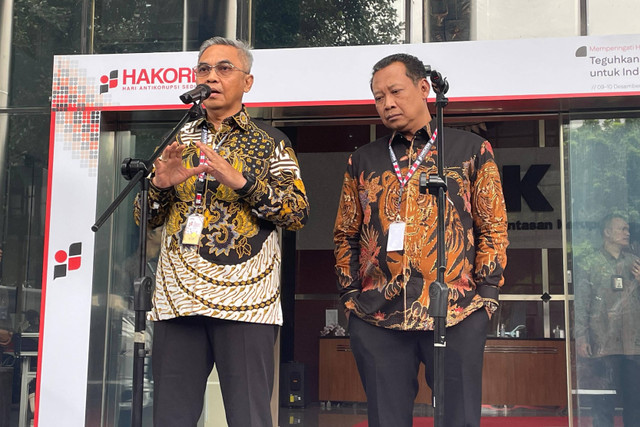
[97, 66, 196, 95]
[100, 70, 118, 94]
[53, 242, 82, 279]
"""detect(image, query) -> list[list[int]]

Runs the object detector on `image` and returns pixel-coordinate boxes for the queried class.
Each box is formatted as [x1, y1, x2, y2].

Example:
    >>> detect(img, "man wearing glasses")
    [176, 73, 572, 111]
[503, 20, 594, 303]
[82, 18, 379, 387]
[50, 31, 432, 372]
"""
[135, 37, 309, 427]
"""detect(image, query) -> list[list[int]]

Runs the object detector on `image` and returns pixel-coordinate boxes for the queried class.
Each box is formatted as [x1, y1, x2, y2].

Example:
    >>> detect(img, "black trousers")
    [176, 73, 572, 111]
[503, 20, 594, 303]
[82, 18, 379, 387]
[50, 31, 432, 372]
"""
[349, 308, 489, 427]
[151, 316, 278, 427]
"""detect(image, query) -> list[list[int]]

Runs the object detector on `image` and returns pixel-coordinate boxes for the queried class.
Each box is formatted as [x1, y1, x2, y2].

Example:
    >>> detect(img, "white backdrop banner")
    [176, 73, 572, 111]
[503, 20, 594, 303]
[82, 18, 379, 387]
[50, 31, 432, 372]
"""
[50, 33, 640, 112]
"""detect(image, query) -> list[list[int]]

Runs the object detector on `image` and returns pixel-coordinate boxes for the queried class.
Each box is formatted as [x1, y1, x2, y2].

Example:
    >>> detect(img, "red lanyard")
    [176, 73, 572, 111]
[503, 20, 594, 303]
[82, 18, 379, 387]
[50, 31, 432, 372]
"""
[387, 128, 438, 205]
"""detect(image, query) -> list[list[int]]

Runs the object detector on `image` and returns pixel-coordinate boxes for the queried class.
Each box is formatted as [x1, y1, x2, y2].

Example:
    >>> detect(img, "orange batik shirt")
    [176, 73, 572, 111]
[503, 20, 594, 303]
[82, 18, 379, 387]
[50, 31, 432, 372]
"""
[333, 122, 508, 331]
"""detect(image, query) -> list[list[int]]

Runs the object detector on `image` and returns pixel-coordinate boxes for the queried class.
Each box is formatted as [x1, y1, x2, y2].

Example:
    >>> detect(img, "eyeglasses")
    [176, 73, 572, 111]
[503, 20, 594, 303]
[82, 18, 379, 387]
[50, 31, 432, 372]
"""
[194, 61, 249, 78]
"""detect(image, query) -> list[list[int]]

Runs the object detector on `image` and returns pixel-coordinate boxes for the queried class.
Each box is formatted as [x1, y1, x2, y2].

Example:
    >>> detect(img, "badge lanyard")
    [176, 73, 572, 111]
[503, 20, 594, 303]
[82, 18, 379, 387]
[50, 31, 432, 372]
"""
[183, 124, 228, 246]
[385, 128, 437, 253]
[387, 128, 438, 213]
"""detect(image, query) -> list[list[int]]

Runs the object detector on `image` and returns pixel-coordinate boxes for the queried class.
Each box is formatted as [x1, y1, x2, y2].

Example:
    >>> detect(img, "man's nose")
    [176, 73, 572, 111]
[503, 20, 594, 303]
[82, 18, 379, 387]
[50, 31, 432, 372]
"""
[205, 71, 220, 82]
[384, 97, 395, 110]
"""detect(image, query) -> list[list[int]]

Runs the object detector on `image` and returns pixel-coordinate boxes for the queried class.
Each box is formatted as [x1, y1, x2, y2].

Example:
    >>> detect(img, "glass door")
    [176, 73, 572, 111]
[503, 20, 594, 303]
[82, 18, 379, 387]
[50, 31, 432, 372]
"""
[566, 114, 640, 426]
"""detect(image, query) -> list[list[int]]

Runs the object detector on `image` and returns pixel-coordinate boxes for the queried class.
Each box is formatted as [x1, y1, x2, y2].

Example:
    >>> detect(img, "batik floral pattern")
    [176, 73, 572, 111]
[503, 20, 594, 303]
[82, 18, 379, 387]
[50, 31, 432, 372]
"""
[134, 107, 309, 324]
[334, 126, 508, 331]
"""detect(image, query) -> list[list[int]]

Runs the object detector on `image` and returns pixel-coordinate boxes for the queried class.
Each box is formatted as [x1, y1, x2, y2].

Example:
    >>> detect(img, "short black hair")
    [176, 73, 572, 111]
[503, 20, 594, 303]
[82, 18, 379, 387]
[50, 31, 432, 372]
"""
[371, 53, 429, 87]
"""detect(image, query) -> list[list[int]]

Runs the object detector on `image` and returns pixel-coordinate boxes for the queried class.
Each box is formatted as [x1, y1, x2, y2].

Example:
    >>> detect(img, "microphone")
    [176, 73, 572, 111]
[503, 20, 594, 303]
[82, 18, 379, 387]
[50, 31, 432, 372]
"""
[180, 84, 212, 104]
[429, 69, 449, 95]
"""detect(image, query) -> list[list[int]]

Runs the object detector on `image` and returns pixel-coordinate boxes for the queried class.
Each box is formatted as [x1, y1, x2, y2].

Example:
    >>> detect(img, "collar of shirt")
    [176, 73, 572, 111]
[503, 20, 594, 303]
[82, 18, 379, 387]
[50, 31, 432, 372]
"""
[389, 125, 434, 162]
[193, 105, 252, 134]
[601, 247, 635, 262]
[389, 123, 434, 148]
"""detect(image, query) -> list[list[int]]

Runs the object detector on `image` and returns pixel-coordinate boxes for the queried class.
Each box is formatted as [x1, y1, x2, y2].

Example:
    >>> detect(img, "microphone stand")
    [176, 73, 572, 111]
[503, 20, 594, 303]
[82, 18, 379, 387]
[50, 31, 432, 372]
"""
[420, 69, 449, 427]
[92, 101, 205, 427]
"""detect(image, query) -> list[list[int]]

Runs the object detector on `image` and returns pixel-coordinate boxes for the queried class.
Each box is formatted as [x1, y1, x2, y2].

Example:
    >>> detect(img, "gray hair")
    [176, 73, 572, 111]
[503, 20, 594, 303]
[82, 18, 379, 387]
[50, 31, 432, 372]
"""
[198, 37, 254, 72]
[601, 213, 628, 236]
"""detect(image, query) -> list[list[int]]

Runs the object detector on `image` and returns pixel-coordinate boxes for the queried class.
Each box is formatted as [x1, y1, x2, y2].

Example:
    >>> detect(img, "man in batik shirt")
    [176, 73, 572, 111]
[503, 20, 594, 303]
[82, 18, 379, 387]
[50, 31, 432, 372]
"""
[334, 53, 508, 427]
[135, 37, 309, 427]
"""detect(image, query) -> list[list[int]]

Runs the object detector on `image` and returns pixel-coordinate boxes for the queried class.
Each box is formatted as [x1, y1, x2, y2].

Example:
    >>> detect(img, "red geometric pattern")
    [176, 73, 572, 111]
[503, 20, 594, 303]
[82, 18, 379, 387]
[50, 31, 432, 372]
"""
[51, 57, 109, 111]
[52, 57, 105, 177]
[54, 110, 100, 177]
[53, 242, 83, 280]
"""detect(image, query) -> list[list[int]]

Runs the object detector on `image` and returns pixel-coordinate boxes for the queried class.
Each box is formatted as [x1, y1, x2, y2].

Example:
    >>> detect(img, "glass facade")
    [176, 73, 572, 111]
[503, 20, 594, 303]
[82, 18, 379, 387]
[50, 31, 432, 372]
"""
[567, 115, 640, 425]
[253, 0, 403, 47]
[86, 111, 175, 426]
[0, 1, 639, 426]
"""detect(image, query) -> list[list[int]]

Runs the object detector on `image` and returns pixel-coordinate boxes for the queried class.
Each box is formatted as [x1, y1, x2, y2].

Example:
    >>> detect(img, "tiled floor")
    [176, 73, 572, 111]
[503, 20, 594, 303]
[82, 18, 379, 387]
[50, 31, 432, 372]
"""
[278, 402, 569, 427]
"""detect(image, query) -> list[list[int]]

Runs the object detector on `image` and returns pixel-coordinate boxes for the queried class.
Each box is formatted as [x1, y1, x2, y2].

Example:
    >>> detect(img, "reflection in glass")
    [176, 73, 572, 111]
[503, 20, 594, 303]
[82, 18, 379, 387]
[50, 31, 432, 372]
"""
[253, 0, 403, 48]
[568, 117, 640, 426]
[11, 4, 84, 107]
[86, 112, 177, 426]
[93, 1, 183, 54]
[489, 300, 564, 340]
[502, 249, 542, 295]
[426, 0, 471, 42]
[2, 114, 49, 336]
[0, 111, 49, 424]
[548, 248, 565, 295]
[490, 300, 534, 339]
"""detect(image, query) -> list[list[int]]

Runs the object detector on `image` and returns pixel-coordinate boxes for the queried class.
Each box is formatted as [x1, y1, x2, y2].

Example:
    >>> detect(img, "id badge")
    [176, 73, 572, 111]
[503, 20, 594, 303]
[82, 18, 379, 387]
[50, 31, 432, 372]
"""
[182, 213, 204, 245]
[386, 221, 406, 252]
[611, 275, 624, 291]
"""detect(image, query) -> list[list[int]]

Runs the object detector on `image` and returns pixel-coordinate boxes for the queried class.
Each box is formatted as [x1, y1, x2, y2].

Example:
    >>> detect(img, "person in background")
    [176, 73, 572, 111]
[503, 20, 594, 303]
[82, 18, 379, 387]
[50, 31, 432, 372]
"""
[576, 213, 640, 426]
[333, 53, 508, 427]
[134, 36, 309, 427]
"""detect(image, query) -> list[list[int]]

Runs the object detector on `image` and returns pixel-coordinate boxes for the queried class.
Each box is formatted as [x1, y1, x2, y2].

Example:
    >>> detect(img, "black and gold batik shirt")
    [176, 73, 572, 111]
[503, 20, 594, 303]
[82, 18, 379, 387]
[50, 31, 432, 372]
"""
[334, 122, 508, 331]
[134, 107, 309, 325]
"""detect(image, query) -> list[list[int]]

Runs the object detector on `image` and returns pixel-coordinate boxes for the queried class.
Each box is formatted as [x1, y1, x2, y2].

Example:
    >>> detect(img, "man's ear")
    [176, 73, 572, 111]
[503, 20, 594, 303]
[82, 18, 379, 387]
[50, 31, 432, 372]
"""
[419, 78, 430, 101]
[244, 73, 254, 93]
